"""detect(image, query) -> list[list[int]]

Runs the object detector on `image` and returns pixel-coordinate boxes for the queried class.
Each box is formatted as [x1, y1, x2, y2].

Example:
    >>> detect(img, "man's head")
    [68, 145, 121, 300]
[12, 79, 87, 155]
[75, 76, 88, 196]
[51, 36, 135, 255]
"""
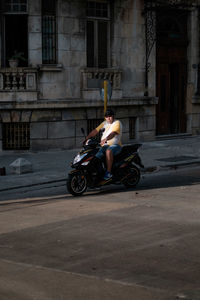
[105, 108, 114, 124]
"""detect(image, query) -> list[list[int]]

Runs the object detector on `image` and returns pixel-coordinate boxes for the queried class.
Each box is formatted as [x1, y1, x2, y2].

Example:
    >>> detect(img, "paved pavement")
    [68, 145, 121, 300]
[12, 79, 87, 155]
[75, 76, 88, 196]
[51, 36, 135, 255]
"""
[0, 135, 200, 192]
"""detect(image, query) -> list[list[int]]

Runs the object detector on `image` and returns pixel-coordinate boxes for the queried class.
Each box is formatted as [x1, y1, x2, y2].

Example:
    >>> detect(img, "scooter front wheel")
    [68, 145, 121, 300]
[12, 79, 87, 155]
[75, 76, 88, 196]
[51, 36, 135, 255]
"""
[123, 166, 140, 188]
[67, 171, 87, 196]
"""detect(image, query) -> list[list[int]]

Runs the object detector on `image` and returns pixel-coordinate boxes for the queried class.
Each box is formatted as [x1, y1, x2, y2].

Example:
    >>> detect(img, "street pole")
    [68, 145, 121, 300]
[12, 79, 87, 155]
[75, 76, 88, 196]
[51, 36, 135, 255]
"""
[104, 80, 108, 116]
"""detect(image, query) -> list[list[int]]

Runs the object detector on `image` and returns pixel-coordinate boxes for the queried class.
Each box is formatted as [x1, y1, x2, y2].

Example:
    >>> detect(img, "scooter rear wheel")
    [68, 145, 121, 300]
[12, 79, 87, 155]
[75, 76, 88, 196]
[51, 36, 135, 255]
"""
[123, 166, 140, 188]
[67, 171, 87, 196]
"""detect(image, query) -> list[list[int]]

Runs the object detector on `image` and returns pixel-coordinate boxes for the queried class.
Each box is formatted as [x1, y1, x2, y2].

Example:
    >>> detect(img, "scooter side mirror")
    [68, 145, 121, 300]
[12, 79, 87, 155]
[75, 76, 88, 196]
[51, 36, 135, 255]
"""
[81, 128, 85, 135]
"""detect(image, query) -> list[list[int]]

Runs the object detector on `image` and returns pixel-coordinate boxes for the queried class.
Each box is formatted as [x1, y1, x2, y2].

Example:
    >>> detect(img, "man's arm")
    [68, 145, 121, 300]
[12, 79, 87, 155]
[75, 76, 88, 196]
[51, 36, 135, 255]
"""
[85, 121, 105, 142]
[85, 129, 98, 141]
[100, 131, 118, 146]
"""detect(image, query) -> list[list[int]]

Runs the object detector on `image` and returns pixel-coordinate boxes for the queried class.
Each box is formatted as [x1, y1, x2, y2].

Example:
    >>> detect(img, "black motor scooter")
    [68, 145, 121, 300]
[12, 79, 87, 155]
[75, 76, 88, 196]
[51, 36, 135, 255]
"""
[67, 128, 144, 196]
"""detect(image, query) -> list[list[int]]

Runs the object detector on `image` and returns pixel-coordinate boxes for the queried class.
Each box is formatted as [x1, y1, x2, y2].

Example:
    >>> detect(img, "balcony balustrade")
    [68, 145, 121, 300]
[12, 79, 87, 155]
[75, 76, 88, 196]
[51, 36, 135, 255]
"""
[81, 68, 122, 100]
[0, 67, 37, 91]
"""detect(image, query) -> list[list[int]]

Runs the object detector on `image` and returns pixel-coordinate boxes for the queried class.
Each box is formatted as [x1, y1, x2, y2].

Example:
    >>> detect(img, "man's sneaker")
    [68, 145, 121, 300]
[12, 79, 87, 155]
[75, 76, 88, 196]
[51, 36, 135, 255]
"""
[104, 171, 113, 181]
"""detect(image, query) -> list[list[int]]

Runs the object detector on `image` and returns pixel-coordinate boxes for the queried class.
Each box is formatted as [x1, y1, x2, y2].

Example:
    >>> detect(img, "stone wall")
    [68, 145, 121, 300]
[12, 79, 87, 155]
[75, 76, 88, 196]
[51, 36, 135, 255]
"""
[113, 0, 147, 97]
[0, 98, 157, 151]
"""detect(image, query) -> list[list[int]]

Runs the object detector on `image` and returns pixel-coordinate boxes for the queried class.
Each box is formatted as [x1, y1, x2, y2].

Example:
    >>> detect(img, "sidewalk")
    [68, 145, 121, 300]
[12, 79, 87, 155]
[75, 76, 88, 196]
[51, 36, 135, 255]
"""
[0, 135, 200, 192]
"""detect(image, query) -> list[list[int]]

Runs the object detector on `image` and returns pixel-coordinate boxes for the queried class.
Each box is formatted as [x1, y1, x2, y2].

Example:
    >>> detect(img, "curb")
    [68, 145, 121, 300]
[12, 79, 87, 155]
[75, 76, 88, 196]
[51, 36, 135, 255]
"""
[144, 160, 200, 174]
[0, 178, 66, 193]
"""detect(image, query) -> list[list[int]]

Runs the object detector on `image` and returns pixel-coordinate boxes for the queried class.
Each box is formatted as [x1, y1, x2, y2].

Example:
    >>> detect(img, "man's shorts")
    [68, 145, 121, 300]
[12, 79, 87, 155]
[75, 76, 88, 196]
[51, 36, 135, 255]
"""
[95, 144, 122, 159]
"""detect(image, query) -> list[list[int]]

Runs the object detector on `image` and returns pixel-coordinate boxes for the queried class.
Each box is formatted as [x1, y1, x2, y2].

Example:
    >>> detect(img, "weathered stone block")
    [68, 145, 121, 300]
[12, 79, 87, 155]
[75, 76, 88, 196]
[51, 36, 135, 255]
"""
[1, 112, 11, 122]
[29, 32, 41, 50]
[58, 34, 71, 51]
[138, 105, 156, 117]
[62, 110, 75, 121]
[59, 2, 71, 17]
[75, 120, 87, 137]
[11, 111, 21, 122]
[70, 51, 86, 67]
[62, 17, 79, 34]
[82, 90, 101, 100]
[21, 111, 32, 122]
[40, 82, 66, 99]
[30, 122, 48, 139]
[71, 36, 85, 51]
[139, 116, 155, 131]
[76, 136, 84, 148]
[86, 108, 97, 119]
[31, 137, 76, 151]
[62, 109, 87, 121]
[0, 91, 38, 101]
[31, 110, 61, 122]
[120, 118, 129, 132]
[10, 158, 32, 175]
[48, 121, 75, 138]
[122, 132, 131, 144]
[29, 16, 41, 33]
[29, 0, 40, 15]
[59, 50, 71, 67]
[29, 49, 42, 66]
[115, 107, 130, 118]
[96, 108, 104, 119]
[138, 130, 155, 141]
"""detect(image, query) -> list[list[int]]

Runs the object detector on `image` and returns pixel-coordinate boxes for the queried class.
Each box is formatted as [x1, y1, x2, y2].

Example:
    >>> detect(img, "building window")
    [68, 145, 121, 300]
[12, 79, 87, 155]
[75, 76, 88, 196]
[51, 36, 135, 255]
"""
[2, 123, 30, 150]
[4, 0, 27, 13]
[42, 0, 56, 64]
[1, 0, 28, 67]
[129, 117, 136, 139]
[86, 1, 110, 68]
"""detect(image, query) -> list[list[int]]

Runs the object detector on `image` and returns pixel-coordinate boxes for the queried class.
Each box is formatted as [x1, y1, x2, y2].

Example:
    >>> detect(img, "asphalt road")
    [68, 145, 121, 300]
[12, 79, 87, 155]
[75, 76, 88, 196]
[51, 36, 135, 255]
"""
[0, 166, 200, 300]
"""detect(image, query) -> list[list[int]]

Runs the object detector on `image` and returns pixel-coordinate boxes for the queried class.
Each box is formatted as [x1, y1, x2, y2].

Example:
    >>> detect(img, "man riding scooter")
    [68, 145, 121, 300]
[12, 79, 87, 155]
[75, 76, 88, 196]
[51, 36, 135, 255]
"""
[85, 108, 122, 181]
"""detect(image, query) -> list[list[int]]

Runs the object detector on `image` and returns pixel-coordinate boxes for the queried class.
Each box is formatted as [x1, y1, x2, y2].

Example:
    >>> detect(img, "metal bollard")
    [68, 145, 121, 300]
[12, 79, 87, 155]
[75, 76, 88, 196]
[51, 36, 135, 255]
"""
[0, 167, 6, 176]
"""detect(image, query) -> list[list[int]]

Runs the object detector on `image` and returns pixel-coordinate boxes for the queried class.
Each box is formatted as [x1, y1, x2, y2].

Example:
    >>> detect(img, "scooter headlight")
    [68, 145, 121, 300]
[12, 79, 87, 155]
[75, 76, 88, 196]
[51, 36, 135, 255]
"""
[73, 153, 87, 164]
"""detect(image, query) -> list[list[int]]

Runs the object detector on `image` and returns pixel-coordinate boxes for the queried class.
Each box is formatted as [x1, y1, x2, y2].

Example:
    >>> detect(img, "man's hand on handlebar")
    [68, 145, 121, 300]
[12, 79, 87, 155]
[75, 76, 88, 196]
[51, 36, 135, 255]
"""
[100, 138, 107, 146]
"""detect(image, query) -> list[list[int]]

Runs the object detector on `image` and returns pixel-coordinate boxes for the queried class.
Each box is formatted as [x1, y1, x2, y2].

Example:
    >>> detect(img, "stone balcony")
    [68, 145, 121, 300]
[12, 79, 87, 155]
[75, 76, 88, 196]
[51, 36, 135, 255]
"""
[0, 67, 38, 101]
[81, 68, 122, 100]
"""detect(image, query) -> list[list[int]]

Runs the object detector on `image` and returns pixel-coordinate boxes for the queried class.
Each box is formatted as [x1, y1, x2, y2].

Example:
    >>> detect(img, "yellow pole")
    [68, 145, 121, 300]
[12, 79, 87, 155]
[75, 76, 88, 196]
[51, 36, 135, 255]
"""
[104, 80, 108, 116]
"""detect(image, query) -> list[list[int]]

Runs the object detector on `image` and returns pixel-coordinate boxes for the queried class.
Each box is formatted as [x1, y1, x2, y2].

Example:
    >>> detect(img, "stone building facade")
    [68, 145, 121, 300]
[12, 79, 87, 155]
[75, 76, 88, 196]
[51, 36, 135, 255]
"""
[0, 0, 200, 151]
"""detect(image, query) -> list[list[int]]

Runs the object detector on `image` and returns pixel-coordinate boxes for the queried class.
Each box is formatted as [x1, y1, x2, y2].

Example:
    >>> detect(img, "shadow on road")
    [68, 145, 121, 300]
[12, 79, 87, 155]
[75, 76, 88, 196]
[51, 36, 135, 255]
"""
[0, 167, 200, 204]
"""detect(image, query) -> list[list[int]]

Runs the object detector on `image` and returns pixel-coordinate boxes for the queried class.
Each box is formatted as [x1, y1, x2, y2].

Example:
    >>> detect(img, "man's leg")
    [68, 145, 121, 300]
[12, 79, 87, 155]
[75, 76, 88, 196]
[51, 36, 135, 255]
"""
[95, 145, 108, 160]
[104, 145, 121, 180]
[105, 148, 113, 173]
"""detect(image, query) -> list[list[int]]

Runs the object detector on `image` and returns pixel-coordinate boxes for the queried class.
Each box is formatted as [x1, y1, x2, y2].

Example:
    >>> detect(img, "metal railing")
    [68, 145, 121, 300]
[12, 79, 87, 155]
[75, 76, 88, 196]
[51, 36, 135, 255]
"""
[2, 122, 30, 150]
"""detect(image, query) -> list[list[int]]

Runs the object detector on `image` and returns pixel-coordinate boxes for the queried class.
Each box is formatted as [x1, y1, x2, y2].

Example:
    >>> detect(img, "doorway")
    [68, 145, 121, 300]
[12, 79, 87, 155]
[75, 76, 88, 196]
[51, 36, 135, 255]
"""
[156, 10, 188, 135]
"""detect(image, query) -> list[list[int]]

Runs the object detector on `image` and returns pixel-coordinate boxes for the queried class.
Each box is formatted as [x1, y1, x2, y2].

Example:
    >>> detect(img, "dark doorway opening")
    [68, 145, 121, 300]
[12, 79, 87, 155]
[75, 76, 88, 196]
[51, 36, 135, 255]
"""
[5, 15, 28, 67]
[156, 10, 188, 135]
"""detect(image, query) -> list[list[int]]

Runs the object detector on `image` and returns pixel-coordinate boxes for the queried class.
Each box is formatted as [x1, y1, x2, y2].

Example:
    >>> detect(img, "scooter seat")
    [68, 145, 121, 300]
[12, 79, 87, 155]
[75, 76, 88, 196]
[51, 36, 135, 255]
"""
[115, 144, 142, 161]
